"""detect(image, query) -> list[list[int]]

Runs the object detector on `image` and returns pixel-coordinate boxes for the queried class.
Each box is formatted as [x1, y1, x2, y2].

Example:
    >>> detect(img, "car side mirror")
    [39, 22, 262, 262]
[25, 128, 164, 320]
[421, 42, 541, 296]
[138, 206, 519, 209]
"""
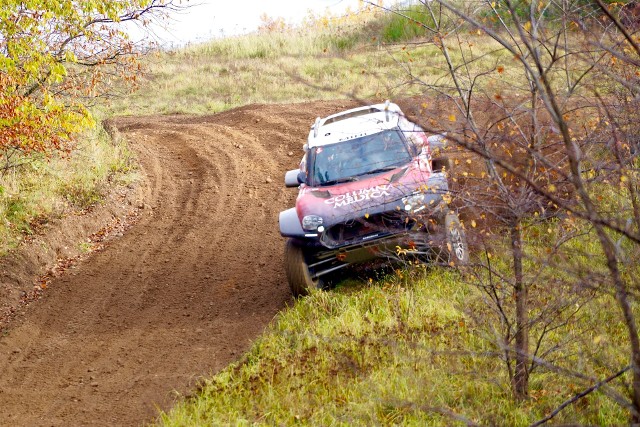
[284, 169, 303, 187]
[427, 134, 447, 151]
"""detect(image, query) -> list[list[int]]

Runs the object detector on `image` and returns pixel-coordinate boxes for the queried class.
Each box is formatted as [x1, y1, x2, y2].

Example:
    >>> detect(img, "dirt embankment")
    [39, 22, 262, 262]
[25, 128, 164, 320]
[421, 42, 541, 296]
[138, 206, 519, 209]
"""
[0, 101, 358, 426]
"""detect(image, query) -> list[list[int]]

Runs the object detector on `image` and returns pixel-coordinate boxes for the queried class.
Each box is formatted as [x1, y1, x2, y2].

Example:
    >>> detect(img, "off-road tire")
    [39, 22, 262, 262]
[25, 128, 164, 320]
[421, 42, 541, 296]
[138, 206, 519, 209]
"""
[284, 239, 324, 297]
[444, 213, 469, 265]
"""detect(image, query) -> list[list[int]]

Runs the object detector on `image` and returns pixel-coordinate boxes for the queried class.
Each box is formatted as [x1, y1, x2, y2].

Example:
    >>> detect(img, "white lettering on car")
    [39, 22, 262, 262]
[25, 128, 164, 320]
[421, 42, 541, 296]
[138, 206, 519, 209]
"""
[325, 185, 393, 209]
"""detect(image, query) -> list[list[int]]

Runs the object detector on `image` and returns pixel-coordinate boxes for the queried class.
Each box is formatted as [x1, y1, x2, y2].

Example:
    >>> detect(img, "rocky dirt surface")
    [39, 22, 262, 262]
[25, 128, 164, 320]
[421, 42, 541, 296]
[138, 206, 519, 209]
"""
[0, 100, 360, 426]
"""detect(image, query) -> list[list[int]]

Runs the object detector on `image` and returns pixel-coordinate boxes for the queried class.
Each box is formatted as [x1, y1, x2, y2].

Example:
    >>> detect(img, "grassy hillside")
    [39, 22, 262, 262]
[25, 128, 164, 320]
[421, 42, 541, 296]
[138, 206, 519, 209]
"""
[159, 266, 627, 426]
[107, 12, 505, 116]
[109, 34, 422, 116]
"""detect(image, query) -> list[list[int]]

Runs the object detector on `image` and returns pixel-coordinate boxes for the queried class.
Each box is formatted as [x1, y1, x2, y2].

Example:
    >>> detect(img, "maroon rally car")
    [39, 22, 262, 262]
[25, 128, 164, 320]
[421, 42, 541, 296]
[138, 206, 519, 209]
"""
[279, 101, 468, 296]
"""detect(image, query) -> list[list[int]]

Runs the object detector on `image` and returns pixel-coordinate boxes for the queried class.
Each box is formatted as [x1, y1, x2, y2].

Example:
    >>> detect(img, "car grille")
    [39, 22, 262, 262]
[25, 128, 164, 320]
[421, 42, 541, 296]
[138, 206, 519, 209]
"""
[321, 211, 414, 248]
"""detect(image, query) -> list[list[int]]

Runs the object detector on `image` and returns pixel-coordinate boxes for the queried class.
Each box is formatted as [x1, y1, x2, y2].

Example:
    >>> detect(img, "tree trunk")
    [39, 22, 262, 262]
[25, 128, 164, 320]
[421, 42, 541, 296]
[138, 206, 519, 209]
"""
[511, 223, 529, 400]
[597, 228, 640, 422]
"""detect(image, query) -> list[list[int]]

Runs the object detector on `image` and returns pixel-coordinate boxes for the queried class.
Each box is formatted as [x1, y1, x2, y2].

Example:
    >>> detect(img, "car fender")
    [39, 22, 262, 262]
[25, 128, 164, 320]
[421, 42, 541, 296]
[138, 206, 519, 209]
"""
[279, 208, 306, 238]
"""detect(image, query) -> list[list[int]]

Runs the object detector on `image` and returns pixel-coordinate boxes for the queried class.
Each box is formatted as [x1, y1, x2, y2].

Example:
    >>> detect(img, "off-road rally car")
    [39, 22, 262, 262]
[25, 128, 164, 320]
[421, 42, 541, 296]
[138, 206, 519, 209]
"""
[279, 101, 469, 296]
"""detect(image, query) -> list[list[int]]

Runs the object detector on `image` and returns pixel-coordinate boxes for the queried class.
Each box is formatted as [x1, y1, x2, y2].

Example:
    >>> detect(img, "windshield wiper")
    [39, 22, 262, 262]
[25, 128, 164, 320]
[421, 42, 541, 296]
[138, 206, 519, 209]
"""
[356, 166, 398, 176]
[318, 176, 359, 186]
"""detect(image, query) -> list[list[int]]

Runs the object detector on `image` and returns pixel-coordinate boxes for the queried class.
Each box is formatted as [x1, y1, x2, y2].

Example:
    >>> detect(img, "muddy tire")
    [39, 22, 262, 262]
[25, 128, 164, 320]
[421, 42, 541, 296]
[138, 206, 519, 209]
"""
[444, 213, 469, 265]
[284, 239, 323, 297]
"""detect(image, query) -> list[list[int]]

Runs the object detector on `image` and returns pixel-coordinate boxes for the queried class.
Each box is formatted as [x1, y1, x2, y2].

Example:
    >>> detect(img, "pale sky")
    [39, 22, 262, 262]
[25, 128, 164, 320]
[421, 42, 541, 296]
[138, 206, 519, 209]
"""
[138, 0, 369, 46]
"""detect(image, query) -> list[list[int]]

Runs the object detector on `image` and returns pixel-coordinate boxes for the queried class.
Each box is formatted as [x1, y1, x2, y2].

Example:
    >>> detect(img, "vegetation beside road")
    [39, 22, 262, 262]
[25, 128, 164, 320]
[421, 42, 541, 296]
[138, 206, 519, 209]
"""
[160, 267, 628, 426]
[0, 123, 135, 254]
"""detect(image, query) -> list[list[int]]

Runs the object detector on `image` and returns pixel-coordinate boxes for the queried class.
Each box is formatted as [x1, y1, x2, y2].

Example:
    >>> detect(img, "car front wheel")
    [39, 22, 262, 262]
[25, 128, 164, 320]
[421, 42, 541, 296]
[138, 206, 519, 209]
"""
[284, 239, 324, 297]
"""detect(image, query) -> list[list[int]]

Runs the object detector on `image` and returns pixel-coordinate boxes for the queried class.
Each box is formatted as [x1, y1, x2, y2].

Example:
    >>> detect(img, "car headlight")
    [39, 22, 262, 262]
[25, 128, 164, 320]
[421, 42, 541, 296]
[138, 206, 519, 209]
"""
[402, 192, 425, 212]
[302, 215, 324, 231]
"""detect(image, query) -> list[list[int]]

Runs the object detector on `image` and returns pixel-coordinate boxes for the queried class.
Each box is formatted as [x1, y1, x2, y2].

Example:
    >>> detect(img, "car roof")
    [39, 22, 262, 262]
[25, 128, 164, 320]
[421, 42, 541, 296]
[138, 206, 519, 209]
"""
[307, 101, 403, 148]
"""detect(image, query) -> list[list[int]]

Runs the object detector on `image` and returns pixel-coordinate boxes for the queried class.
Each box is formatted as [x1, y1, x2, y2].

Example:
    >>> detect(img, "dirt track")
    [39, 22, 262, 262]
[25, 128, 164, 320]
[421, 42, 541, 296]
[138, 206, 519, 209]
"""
[0, 101, 358, 426]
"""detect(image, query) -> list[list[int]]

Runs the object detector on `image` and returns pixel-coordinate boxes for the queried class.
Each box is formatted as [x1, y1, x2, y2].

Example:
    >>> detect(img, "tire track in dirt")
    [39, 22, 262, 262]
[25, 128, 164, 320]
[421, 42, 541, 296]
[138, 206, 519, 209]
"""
[0, 101, 358, 426]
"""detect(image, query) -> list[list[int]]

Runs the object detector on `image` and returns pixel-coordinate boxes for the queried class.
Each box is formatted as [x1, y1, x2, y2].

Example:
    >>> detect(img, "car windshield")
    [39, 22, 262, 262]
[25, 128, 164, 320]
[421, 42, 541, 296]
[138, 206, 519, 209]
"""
[310, 129, 412, 186]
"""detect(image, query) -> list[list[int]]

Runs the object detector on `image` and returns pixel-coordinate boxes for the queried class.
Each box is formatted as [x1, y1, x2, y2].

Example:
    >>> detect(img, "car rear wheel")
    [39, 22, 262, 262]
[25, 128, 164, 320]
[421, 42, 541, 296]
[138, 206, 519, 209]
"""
[444, 213, 469, 265]
[284, 239, 324, 297]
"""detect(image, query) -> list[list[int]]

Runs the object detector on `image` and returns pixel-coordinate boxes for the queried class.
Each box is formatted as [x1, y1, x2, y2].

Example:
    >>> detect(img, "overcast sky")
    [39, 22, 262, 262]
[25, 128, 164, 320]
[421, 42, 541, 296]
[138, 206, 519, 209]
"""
[138, 0, 369, 46]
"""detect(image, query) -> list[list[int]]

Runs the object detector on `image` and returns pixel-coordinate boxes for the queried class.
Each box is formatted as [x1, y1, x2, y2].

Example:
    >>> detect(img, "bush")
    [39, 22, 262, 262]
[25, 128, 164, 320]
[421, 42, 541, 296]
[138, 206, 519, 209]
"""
[380, 4, 438, 43]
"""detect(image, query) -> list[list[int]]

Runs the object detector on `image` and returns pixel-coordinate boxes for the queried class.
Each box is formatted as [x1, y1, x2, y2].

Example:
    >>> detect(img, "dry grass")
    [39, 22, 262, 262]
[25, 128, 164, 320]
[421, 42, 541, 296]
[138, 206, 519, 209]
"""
[0, 122, 136, 255]
[106, 32, 509, 116]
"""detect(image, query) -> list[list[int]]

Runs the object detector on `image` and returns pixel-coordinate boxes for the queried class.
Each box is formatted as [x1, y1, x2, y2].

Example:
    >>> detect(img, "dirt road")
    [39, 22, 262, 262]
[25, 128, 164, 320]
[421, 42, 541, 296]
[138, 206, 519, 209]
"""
[0, 101, 357, 426]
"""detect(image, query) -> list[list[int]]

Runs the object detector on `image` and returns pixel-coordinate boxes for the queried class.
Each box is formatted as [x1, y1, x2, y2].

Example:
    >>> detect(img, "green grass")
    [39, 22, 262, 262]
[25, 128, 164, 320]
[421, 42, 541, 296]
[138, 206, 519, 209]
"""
[159, 268, 629, 426]
[379, 4, 444, 43]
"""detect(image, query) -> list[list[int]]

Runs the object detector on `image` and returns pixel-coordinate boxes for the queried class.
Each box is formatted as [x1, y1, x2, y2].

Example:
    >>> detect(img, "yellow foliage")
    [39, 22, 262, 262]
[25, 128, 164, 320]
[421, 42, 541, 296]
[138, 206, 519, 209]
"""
[0, 0, 162, 160]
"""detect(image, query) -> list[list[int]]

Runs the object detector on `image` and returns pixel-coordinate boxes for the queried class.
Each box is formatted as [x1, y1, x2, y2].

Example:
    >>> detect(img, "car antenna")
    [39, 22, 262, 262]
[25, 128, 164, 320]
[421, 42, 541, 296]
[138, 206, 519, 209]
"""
[313, 117, 321, 138]
[384, 100, 390, 122]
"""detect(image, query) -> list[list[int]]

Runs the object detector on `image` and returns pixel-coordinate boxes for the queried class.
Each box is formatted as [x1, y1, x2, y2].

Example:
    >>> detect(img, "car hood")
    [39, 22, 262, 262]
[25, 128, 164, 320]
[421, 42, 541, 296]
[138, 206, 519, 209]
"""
[295, 159, 446, 227]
